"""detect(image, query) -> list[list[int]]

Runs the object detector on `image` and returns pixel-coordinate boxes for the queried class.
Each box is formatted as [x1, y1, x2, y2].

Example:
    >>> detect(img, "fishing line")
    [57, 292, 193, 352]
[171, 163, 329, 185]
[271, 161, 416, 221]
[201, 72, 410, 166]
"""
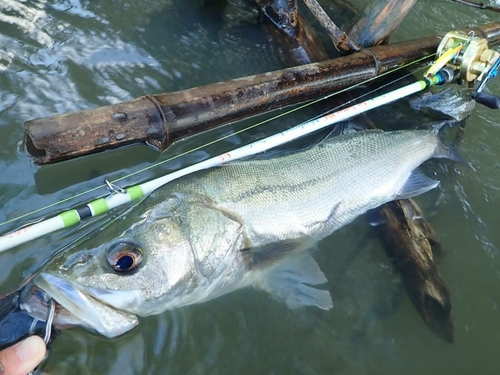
[0, 53, 436, 229]
[302, 64, 429, 124]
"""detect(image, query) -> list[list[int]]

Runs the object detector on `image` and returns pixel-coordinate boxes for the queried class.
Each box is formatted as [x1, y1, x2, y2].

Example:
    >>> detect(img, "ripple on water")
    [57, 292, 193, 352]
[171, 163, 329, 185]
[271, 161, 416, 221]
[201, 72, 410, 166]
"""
[2, 1, 500, 374]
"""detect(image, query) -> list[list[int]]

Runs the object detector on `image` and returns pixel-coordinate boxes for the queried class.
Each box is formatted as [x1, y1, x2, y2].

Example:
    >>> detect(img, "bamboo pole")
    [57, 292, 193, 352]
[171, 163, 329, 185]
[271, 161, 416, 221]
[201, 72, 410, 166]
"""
[348, 0, 418, 47]
[24, 22, 500, 165]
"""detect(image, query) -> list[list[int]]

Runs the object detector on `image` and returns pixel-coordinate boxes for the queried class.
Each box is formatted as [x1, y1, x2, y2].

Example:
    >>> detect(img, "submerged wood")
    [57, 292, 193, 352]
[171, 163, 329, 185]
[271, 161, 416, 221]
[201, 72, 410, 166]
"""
[374, 200, 453, 342]
[259, 0, 454, 342]
[359, 103, 455, 341]
[301, 0, 360, 53]
[345, 0, 453, 342]
[348, 0, 418, 47]
[24, 22, 500, 165]
[257, 0, 329, 64]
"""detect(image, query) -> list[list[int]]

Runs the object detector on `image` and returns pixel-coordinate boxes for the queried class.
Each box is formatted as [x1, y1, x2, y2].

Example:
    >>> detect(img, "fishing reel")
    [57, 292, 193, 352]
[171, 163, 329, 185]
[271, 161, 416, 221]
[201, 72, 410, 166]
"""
[434, 30, 500, 109]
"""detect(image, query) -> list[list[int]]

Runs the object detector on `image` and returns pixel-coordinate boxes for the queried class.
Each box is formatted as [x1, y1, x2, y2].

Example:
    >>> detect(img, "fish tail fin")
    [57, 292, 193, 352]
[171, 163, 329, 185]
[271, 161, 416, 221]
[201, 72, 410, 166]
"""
[430, 121, 466, 165]
[434, 138, 464, 164]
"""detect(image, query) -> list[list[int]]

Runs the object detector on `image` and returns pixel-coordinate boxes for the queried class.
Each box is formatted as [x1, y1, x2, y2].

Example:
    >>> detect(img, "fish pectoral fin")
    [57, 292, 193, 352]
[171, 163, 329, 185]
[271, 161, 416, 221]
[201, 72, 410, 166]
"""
[395, 168, 439, 200]
[258, 254, 333, 311]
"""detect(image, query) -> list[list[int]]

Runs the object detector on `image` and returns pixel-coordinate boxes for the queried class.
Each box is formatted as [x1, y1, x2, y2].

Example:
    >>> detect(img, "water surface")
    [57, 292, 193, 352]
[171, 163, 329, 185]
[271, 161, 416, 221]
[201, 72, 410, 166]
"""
[1, 0, 500, 374]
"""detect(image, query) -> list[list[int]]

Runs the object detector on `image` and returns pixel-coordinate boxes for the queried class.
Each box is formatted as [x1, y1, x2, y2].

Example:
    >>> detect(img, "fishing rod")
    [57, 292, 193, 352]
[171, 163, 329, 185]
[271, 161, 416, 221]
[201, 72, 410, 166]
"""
[0, 30, 499, 252]
[0, 71, 454, 251]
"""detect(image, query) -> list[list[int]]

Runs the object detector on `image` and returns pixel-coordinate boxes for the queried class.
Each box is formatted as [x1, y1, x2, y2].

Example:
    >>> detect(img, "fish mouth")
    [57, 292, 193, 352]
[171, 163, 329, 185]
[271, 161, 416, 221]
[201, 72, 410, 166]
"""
[34, 272, 139, 338]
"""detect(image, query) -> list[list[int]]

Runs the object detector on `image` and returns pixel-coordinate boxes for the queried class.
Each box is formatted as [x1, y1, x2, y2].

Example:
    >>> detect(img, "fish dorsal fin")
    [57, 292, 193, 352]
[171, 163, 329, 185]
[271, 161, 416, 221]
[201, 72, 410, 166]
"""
[257, 254, 333, 310]
[395, 168, 439, 200]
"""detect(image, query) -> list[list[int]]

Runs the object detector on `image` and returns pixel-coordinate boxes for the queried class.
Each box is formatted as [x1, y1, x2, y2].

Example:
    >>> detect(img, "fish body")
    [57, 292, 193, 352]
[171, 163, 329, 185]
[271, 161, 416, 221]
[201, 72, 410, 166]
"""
[31, 129, 456, 337]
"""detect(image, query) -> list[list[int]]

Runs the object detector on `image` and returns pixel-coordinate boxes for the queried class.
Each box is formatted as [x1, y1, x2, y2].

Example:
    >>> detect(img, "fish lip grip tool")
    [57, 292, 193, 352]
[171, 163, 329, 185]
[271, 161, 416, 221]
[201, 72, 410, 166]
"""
[432, 30, 500, 109]
[0, 283, 55, 350]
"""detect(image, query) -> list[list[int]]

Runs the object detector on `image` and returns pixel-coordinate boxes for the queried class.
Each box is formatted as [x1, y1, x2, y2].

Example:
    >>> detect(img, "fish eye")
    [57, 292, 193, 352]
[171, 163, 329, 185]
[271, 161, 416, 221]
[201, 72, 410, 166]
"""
[107, 241, 144, 273]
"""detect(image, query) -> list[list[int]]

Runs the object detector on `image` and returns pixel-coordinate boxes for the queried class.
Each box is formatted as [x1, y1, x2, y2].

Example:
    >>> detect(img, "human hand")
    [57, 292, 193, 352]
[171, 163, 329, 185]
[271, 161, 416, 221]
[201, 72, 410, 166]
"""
[0, 336, 46, 375]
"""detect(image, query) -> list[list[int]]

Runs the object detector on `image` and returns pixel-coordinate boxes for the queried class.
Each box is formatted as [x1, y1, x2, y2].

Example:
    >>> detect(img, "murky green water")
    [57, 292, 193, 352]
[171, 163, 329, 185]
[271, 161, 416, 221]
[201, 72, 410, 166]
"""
[1, 0, 500, 374]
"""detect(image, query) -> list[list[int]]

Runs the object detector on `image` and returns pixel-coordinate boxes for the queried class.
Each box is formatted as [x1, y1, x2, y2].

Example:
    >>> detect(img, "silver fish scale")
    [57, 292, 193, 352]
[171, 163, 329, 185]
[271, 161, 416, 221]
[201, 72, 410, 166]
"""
[170, 129, 441, 253]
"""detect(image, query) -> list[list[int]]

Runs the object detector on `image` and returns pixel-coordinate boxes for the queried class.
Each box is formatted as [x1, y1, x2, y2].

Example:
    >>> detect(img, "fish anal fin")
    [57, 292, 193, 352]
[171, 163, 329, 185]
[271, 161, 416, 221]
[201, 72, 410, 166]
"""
[257, 254, 333, 311]
[395, 168, 439, 200]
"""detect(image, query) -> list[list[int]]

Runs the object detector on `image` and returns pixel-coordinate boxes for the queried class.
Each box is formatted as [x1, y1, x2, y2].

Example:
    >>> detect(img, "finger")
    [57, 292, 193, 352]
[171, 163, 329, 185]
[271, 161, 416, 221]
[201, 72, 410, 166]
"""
[0, 336, 46, 375]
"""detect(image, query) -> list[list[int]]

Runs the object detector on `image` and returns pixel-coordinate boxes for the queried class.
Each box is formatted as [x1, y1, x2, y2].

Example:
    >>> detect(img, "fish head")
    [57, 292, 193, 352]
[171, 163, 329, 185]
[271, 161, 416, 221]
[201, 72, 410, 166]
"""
[32, 193, 244, 338]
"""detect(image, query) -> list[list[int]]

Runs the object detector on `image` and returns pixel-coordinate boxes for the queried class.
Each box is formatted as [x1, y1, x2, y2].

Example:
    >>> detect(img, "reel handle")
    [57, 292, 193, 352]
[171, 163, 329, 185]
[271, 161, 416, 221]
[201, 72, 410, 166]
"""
[474, 92, 500, 109]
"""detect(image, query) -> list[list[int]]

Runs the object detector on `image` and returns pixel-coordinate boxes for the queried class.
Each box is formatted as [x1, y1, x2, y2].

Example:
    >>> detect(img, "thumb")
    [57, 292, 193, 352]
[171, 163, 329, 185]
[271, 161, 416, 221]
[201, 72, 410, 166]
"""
[0, 336, 46, 375]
